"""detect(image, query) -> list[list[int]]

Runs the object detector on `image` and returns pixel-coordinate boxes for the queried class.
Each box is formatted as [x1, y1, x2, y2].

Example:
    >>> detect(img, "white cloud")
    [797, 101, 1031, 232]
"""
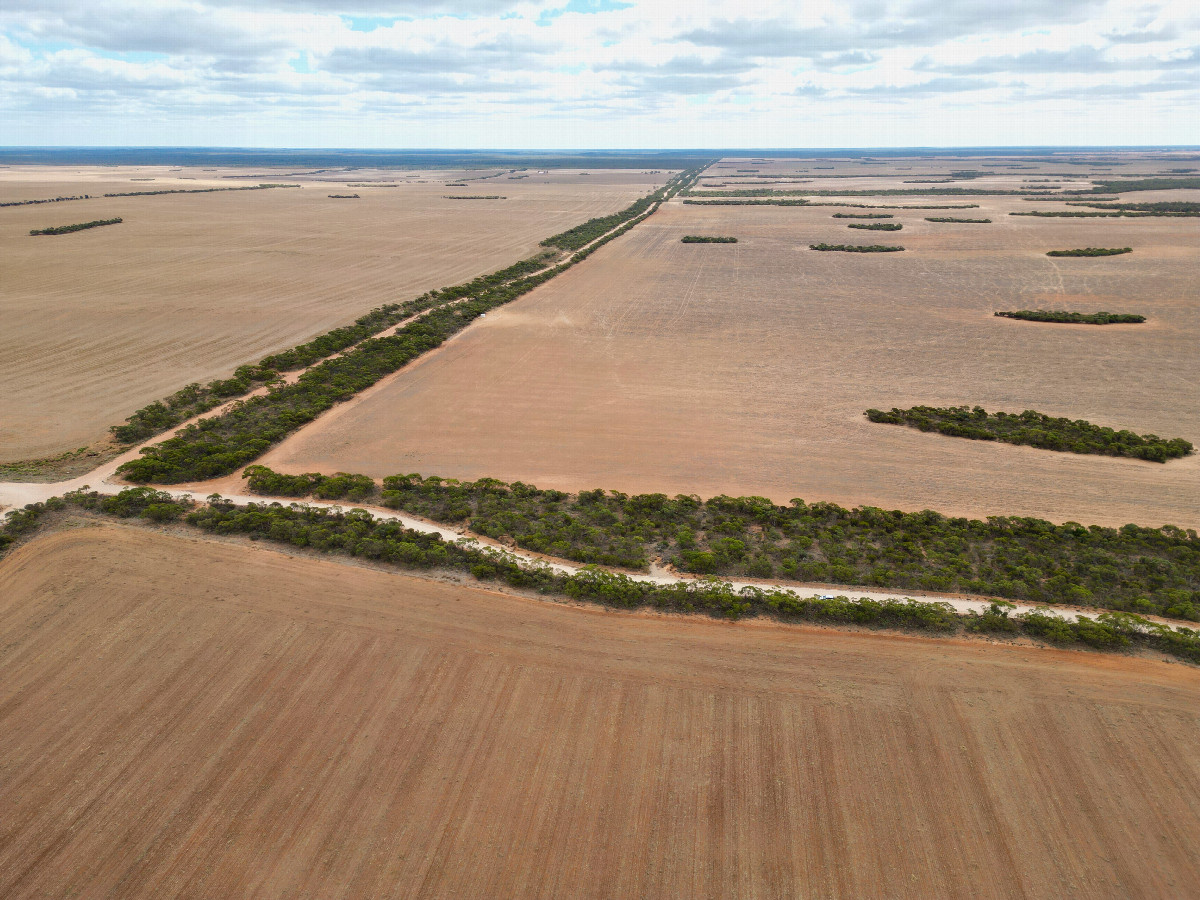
[0, 0, 1197, 146]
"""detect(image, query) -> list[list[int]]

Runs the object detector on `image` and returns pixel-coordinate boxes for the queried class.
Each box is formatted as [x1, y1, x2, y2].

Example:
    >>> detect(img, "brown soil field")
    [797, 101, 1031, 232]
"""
[0, 165, 667, 462]
[263, 171, 1200, 528]
[2, 524, 1198, 898]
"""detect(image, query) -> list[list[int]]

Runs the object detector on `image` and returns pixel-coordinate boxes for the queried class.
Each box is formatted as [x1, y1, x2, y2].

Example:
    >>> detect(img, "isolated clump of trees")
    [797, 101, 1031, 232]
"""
[30, 217, 122, 235]
[847, 222, 901, 231]
[811, 243, 904, 252]
[926, 216, 991, 223]
[1046, 247, 1132, 257]
[866, 405, 1191, 462]
[995, 310, 1145, 325]
[681, 235, 738, 243]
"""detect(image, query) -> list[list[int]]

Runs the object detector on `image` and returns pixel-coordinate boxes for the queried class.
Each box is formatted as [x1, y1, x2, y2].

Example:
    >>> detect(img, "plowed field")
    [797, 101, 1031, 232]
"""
[2, 525, 1198, 898]
[262, 183, 1200, 527]
[0, 166, 666, 462]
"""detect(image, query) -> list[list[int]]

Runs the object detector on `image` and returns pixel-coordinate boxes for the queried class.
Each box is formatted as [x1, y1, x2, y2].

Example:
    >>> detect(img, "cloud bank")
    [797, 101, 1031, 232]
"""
[2, 0, 1197, 146]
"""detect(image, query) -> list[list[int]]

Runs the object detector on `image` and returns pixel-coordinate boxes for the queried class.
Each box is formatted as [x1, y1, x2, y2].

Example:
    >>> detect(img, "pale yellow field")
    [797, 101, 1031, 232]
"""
[0, 165, 667, 462]
[2, 525, 1198, 898]
[261, 169, 1200, 528]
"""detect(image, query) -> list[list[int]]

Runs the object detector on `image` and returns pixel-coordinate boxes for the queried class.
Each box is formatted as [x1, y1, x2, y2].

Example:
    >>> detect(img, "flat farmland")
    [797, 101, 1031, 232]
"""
[262, 184, 1200, 528]
[0, 166, 666, 462]
[2, 525, 1198, 898]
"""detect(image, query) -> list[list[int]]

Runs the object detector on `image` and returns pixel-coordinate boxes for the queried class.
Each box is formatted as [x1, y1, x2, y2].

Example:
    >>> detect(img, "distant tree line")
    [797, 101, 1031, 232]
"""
[115, 168, 708, 481]
[847, 222, 902, 231]
[30, 217, 122, 236]
[866, 405, 1192, 462]
[101, 184, 299, 198]
[681, 235, 738, 243]
[443, 195, 506, 199]
[832, 213, 893, 219]
[327, 193, 360, 199]
[1047, 247, 1132, 257]
[926, 216, 991, 223]
[0, 194, 92, 207]
[683, 200, 979, 210]
[5, 486, 1199, 660]
[995, 310, 1145, 325]
[811, 243, 904, 252]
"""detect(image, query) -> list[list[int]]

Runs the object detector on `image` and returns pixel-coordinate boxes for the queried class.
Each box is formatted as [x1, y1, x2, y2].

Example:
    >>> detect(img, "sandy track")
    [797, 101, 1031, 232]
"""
[1, 525, 1197, 899]
[257, 180, 1200, 528]
[0, 165, 667, 462]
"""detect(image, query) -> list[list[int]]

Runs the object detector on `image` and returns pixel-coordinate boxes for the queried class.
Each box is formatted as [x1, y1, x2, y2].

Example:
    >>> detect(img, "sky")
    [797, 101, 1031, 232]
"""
[1, 0, 1197, 148]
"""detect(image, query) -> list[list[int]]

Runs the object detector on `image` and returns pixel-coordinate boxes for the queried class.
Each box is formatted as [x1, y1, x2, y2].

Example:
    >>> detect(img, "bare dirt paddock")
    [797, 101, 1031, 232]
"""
[0, 166, 666, 462]
[1, 525, 1198, 898]
[262, 161, 1200, 528]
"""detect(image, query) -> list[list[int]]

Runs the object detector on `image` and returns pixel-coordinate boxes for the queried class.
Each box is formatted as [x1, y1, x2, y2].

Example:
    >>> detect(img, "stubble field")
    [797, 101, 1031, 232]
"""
[0, 165, 666, 462]
[260, 166, 1200, 528]
[1, 524, 1198, 899]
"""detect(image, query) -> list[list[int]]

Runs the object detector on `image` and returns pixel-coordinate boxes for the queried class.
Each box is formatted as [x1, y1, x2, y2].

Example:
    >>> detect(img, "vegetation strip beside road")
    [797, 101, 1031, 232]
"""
[234, 466, 1200, 621]
[3, 487, 1198, 664]
[112, 166, 706, 483]
[995, 310, 1145, 325]
[866, 405, 1193, 462]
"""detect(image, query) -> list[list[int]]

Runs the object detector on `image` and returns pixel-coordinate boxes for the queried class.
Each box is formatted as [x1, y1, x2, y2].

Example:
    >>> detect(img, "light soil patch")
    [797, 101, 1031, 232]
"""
[2, 525, 1199, 898]
[0, 165, 667, 462]
[262, 185, 1200, 528]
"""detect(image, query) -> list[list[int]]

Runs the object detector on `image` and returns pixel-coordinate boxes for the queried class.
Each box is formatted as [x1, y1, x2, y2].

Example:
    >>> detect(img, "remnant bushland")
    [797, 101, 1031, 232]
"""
[259, 191, 1200, 528]
[995, 310, 1145, 325]
[866, 405, 1192, 462]
[1047, 247, 1133, 257]
[234, 466, 1200, 621]
[29, 217, 122, 235]
[3, 525, 1198, 897]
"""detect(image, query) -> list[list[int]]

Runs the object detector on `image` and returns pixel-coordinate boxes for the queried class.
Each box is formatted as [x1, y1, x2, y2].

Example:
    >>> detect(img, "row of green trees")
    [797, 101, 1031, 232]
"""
[101, 184, 298, 198]
[847, 222, 902, 231]
[681, 235, 738, 243]
[1, 194, 92, 207]
[241, 467, 1200, 622]
[926, 217, 991, 223]
[811, 243, 904, 252]
[1047, 247, 1133, 257]
[116, 168, 708, 481]
[540, 168, 702, 250]
[683, 200, 980, 210]
[30, 217, 122, 236]
[832, 213, 893, 219]
[5, 486, 1199, 661]
[995, 310, 1145, 325]
[866, 405, 1192, 462]
[242, 465, 375, 500]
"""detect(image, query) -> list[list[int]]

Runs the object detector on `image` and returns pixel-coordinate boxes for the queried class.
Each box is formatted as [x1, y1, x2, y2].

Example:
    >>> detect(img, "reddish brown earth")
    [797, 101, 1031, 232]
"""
[2, 524, 1199, 898]
[262, 173, 1200, 528]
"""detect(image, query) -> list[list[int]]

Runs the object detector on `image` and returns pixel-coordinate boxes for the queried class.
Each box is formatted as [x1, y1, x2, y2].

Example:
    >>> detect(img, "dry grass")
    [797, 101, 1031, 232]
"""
[1, 524, 1198, 898]
[0, 165, 666, 462]
[262, 172, 1200, 527]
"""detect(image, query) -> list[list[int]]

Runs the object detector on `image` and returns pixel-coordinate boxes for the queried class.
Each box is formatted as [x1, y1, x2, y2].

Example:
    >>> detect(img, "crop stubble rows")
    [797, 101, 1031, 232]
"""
[1, 526, 1198, 898]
